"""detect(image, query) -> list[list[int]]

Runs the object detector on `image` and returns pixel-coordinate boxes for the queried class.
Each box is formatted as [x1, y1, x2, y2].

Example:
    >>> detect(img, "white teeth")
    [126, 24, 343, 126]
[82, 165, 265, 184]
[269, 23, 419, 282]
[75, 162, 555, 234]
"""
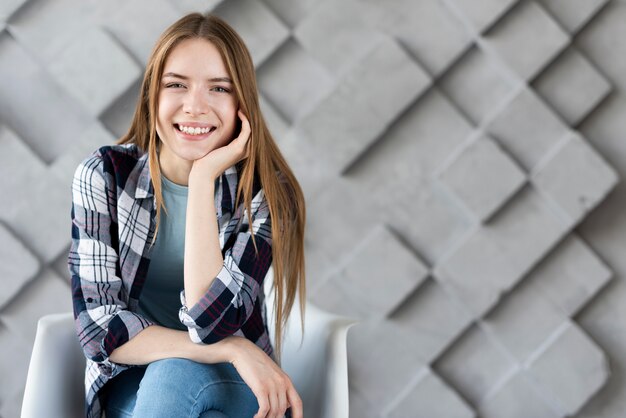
[178, 125, 213, 135]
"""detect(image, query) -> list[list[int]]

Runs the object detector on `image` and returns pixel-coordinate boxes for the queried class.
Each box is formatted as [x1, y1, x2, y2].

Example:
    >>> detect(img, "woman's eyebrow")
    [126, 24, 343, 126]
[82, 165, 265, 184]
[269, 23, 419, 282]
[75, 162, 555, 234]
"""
[162, 72, 232, 83]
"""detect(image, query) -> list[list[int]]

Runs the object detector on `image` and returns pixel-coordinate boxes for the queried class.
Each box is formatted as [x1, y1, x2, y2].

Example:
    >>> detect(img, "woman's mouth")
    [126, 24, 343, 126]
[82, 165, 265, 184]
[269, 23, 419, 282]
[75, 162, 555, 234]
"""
[174, 123, 216, 139]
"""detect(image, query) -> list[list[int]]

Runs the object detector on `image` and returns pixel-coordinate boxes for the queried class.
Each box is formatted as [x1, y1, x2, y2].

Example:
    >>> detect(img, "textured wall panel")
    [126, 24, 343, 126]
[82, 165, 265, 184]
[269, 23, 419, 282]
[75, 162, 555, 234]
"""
[435, 324, 515, 406]
[439, 46, 516, 124]
[532, 47, 612, 125]
[435, 135, 526, 222]
[486, 88, 569, 171]
[482, 1, 569, 80]
[0, 223, 39, 309]
[1, 0, 625, 417]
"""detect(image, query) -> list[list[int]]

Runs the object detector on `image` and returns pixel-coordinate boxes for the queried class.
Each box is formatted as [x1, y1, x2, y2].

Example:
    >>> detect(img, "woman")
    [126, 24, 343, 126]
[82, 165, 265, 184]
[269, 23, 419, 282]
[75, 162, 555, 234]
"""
[68, 12, 305, 418]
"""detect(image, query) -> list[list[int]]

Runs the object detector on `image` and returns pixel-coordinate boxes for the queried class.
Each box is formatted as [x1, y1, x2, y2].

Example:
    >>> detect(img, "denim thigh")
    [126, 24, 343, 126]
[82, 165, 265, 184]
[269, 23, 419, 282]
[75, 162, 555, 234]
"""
[104, 358, 258, 418]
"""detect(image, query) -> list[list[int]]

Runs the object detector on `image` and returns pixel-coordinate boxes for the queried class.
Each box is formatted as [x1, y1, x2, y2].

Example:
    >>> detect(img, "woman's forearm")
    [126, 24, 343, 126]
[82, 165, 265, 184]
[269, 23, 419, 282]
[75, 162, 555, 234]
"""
[109, 324, 230, 365]
[184, 177, 223, 307]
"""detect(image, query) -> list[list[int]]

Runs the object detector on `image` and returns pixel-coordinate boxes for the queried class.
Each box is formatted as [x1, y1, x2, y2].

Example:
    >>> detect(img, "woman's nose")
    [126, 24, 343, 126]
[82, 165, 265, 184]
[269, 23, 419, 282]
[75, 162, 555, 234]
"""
[183, 88, 209, 116]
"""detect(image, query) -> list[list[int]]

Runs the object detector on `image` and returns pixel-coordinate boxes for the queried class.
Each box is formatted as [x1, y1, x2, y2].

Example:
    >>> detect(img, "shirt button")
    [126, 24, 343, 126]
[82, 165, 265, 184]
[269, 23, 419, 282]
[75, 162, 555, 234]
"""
[87, 297, 93, 303]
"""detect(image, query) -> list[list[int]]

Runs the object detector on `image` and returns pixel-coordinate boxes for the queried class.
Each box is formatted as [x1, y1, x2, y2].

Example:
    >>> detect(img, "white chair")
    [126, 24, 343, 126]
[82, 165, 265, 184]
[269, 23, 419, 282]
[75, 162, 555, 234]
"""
[21, 288, 356, 418]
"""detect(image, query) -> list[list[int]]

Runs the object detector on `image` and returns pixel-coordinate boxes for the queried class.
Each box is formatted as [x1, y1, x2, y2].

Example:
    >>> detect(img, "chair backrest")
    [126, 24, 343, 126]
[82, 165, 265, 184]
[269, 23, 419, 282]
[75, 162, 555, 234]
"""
[21, 312, 85, 418]
[22, 271, 355, 418]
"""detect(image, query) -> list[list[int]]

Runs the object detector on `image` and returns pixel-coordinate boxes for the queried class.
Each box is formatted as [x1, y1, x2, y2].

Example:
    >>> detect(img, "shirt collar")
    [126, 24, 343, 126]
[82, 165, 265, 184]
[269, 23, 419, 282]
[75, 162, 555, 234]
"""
[133, 150, 241, 214]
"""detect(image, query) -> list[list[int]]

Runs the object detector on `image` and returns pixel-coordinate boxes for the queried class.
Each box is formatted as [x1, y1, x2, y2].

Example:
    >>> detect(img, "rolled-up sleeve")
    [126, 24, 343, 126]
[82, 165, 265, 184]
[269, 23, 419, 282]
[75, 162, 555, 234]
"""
[179, 188, 272, 344]
[68, 152, 153, 378]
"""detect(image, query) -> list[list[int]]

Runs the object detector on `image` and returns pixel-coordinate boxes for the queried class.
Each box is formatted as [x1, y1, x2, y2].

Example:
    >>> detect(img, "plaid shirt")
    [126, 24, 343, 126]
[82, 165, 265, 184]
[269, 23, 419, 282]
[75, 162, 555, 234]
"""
[68, 144, 273, 418]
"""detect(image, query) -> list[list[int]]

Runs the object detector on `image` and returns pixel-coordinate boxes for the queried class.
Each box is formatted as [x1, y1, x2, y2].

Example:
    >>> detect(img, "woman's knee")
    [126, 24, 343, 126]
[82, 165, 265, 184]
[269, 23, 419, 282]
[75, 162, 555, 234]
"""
[133, 359, 259, 417]
[132, 359, 203, 417]
[142, 358, 199, 383]
[135, 359, 237, 403]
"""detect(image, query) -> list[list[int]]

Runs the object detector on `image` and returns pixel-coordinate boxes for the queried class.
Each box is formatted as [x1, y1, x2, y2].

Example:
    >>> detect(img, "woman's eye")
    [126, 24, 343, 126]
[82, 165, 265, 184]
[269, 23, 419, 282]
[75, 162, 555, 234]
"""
[212, 86, 230, 93]
[165, 83, 185, 89]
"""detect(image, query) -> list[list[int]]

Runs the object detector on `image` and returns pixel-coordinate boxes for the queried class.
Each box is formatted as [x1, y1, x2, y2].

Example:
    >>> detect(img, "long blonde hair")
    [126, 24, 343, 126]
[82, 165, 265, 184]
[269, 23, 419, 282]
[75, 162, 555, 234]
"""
[118, 13, 306, 361]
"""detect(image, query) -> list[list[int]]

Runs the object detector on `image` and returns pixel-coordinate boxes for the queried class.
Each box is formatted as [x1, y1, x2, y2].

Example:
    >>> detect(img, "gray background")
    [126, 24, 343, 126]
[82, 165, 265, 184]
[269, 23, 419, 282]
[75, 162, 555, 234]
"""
[1, 0, 625, 417]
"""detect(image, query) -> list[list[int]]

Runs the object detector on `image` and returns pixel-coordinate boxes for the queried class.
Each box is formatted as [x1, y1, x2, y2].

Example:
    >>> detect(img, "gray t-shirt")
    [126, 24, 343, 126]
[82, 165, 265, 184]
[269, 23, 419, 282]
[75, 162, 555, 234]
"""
[138, 175, 188, 331]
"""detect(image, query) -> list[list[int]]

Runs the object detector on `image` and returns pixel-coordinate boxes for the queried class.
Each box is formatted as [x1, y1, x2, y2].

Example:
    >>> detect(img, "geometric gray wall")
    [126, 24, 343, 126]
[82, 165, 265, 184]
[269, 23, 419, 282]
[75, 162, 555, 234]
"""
[1, 0, 625, 417]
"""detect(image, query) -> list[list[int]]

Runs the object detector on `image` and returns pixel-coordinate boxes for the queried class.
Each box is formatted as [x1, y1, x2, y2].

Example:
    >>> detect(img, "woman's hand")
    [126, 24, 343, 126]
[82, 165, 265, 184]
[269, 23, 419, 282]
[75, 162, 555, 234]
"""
[224, 336, 303, 418]
[189, 109, 251, 183]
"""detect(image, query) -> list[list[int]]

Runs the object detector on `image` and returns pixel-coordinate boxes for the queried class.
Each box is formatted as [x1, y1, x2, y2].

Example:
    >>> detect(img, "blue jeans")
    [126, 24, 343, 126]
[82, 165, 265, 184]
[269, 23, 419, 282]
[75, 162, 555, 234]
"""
[103, 358, 259, 418]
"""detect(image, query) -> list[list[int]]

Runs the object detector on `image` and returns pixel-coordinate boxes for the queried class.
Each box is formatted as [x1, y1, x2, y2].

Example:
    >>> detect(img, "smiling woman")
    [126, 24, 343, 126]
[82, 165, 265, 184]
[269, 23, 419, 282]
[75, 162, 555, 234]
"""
[156, 38, 239, 184]
[68, 12, 306, 418]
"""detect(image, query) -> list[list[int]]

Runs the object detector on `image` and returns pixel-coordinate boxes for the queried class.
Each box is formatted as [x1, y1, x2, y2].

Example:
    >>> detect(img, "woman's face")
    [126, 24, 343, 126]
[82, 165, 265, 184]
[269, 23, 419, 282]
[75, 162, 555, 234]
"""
[156, 37, 238, 181]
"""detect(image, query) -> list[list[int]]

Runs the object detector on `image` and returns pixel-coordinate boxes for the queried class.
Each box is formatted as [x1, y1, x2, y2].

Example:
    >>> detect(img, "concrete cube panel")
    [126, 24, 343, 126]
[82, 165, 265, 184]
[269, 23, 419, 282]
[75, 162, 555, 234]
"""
[343, 90, 473, 264]
[47, 28, 142, 117]
[384, 367, 476, 418]
[343, 38, 433, 135]
[170, 0, 223, 14]
[0, 127, 72, 263]
[299, 37, 431, 173]
[440, 46, 516, 124]
[0, 223, 40, 310]
[303, 177, 386, 290]
[347, 319, 427, 406]
[359, 0, 472, 76]
[259, 94, 289, 143]
[444, 0, 517, 33]
[0, 34, 91, 163]
[294, 0, 386, 76]
[311, 224, 428, 320]
[0, 269, 71, 346]
[527, 321, 610, 416]
[574, 1, 626, 92]
[100, 78, 141, 139]
[257, 38, 334, 123]
[261, 0, 318, 27]
[7, 0, 100, 63]
[0, 0, 28, 22]
[51, 244, 71, 282]
[348, 387, 379, 418]
[537, 0, 609, 33]
[436, 135, 526, 222]
[50, 121, 116, 186]
[435, 325, 515, 405]
[214, 0, 289, 66]
[533, 47, 612, 126]
[479, 371, 559, 418]
[392, 278, 473, 364]
[309, 275, 356, 319]
[487, 88, 569, 170]
[15, 180, 70, 264]
[526, 234, 612, 316]
[105, 0, 182, 65]
[269, 127, 336, 202]
[388, 183, 471, 275]
[532, 131, 619, 225]
[482, 279, 566, 363]
[347, 89, 473, 183]
[0, 124, 47, 186]
[0, 324, 30, 405]
[434, 187, 567, 317]
[483, 1, 569, 80]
